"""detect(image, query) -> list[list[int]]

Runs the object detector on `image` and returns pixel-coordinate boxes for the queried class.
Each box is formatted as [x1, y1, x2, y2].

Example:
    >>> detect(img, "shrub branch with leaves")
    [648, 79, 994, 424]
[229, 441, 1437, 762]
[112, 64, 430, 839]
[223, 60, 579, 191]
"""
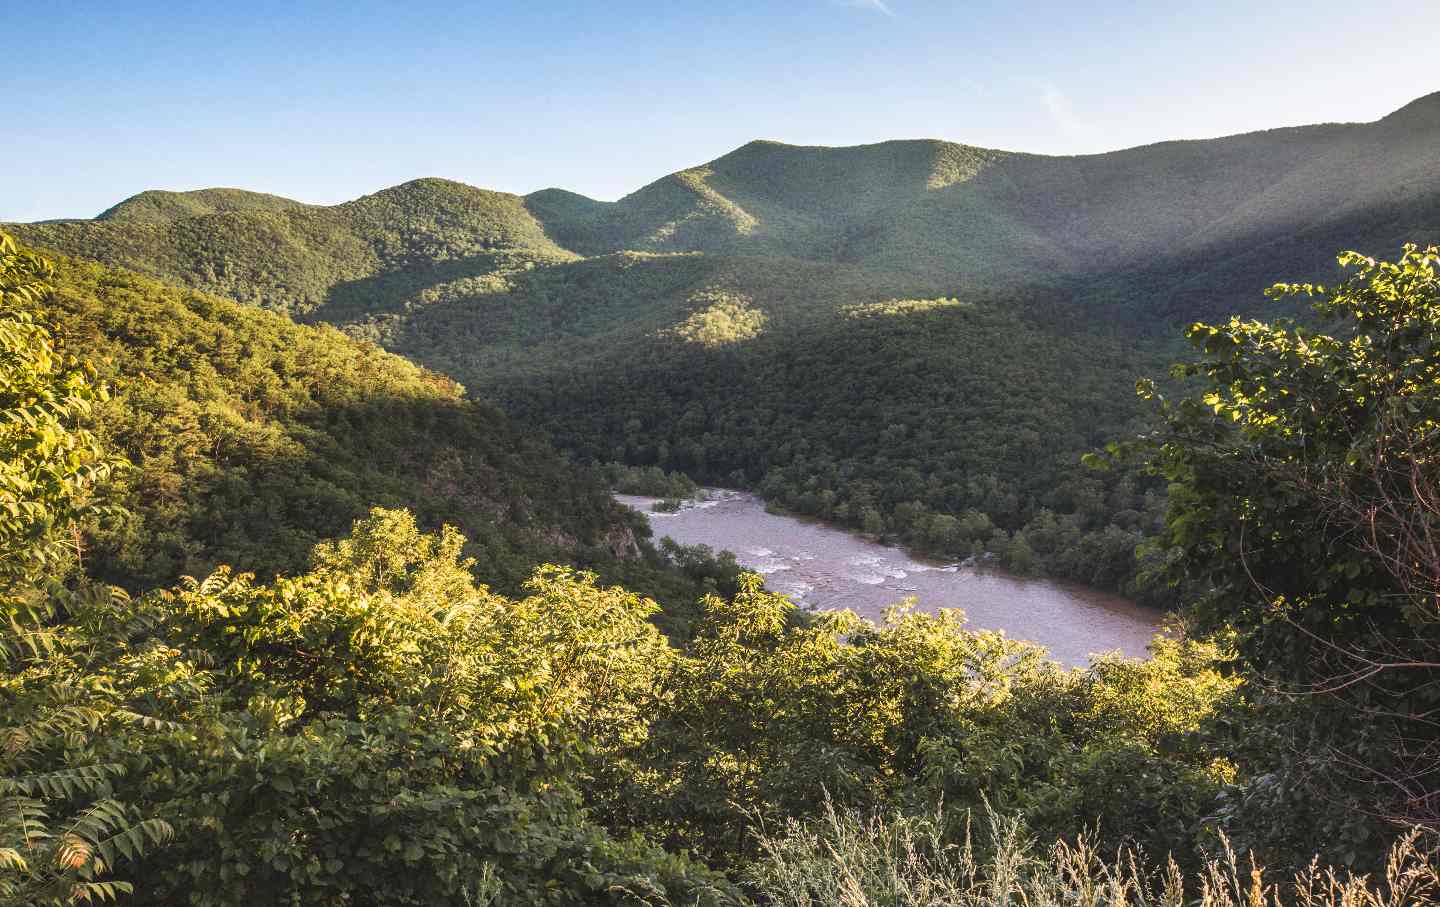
[1, 231, 169, 906]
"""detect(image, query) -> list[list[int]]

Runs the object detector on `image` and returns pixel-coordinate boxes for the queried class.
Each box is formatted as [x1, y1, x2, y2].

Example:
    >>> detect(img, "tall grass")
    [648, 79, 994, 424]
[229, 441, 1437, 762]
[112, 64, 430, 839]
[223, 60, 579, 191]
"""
[747, 801, 1439, 907]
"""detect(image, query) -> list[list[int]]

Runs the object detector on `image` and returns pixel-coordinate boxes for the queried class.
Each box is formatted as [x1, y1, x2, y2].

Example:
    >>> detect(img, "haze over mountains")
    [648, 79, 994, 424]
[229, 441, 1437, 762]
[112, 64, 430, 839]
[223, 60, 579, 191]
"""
[10, 91, 1439, 596]
[535, 92, 1440, 297]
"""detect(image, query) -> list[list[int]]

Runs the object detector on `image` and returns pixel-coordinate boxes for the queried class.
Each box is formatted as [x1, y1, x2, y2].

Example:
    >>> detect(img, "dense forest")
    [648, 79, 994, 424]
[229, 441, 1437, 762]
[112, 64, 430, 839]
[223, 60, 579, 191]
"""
[33, 251, 745, 635]
[5, 92, 1440, 905]
[4, 232, 1440, 904]
[472, 281, 1171, 596]
[13, 93, 1438, 600]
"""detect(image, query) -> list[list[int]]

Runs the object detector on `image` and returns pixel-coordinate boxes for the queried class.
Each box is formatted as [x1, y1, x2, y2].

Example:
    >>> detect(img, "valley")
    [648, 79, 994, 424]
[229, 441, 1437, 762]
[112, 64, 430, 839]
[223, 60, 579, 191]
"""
[16, 95, 1439, 602]
[4, 84, 1440, 904]
[617, 490, 1160, 666]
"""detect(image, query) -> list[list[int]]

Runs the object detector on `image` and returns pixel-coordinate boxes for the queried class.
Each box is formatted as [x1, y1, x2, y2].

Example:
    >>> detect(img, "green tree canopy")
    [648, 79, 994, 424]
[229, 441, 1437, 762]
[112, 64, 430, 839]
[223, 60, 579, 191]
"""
[1, 231, 168, 906]
[1123, 244, 1440, 854]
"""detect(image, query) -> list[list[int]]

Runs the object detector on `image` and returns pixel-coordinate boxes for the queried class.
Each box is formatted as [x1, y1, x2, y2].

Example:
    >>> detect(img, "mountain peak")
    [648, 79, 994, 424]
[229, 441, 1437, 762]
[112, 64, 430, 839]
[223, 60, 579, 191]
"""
[367, 177, 496, 199]
[96, 187, 306, 223]
[345, 178, 536, 217]
[527, 187, 601, 202]
[716, 136, 955, 159]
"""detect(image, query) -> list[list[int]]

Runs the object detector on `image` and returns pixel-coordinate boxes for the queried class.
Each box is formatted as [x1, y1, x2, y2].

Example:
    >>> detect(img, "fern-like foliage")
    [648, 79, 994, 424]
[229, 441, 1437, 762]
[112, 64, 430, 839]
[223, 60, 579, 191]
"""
[0, 672, 174, 906]
[0, 232, 173, 905]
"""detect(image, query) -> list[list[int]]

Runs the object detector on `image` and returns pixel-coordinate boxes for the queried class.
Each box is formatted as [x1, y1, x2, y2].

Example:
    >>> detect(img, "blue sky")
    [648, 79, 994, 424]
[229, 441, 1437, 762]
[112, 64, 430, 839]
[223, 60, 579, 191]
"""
[8, 0, 1436, 221]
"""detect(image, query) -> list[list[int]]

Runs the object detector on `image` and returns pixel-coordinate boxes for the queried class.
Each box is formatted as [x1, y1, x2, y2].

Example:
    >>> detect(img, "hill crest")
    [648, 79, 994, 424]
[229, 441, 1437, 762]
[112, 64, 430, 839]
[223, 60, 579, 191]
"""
[97, 187, 310, 222]
[9, 90, 1438, 321]
[44, 89, 1439, 230]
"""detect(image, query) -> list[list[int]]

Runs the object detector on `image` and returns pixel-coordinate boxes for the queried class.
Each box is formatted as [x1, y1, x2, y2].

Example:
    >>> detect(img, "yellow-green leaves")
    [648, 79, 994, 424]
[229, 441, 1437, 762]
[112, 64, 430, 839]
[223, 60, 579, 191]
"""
[0, 233, 125, 606]
[664, 289, 768, 347]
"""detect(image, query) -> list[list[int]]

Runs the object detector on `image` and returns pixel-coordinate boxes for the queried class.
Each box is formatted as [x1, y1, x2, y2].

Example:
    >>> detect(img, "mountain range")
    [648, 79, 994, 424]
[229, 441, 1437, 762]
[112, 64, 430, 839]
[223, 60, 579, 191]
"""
[20, 91, 1439, 316]
[12, 90, 1439, 595]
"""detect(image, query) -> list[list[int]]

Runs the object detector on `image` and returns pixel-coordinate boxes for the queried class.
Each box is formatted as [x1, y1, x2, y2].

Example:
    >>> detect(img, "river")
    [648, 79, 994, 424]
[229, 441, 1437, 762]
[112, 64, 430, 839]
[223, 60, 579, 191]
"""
[616, 489, 1162, 667]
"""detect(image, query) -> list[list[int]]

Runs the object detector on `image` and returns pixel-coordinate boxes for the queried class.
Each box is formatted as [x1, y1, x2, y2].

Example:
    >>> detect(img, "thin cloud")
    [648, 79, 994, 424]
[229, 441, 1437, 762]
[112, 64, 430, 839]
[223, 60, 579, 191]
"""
[836, 0, 895, 17]
[1038, 82, 1099, 149]
[1041, 84, 1079, 132]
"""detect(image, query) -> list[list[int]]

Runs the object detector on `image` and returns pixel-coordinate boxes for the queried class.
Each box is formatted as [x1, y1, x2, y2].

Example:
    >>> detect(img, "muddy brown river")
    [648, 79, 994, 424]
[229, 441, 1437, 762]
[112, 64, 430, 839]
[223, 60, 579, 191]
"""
[617, 490, 1162, 667]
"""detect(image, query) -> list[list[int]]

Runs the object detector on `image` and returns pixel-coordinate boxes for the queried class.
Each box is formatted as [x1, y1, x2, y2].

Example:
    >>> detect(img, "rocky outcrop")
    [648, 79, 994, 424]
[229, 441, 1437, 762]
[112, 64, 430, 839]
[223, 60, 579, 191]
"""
[604, 523, 642, 560]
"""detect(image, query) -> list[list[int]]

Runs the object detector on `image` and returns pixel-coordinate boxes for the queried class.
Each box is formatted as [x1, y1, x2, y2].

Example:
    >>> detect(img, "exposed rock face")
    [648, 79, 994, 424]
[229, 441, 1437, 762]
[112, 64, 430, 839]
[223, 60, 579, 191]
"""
[605, 523, 642, 560]
[538, 522, 640, 561]
[540, 527, 579, 550]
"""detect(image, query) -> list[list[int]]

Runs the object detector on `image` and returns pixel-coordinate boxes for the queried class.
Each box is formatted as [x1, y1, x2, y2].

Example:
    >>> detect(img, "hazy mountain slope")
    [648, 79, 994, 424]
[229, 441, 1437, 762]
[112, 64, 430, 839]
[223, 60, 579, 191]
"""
[991, 98, 1440, 314]
[1060, 99, 1440, 323]
[529, 93, 1440, 298]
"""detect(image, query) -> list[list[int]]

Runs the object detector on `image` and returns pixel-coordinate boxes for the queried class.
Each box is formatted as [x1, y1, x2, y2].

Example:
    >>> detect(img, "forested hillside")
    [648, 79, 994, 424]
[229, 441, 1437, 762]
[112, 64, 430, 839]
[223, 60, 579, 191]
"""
[34, 252, 739, 626]
[9, 93, 1439, 598]
[15, 177, 576, 320]
[5, 232, 1439, 905]
[464, 279, 1168, 592]
[95, 187, 311, 223]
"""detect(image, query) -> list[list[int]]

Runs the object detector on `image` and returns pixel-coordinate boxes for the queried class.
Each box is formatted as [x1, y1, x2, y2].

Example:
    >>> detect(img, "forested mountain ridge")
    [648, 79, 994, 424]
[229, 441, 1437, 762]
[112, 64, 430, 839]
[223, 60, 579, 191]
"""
[9, 93, 1438, 595]
[531, 92, 1440, 297]
[14, 177, 576, 320]
[96, 187, 311, 222]
[15, 92, 1439, 321]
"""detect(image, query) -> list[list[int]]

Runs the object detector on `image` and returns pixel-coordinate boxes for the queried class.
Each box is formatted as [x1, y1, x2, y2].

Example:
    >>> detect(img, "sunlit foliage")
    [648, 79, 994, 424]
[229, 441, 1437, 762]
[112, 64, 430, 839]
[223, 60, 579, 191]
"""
[1115, 244, 1440, 863]
[1, 231, 169, 906]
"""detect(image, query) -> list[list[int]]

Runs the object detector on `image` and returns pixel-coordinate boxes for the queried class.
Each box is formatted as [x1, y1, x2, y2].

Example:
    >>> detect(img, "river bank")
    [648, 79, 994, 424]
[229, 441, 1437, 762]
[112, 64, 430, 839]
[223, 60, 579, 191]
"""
[617, 489, 1162, 667]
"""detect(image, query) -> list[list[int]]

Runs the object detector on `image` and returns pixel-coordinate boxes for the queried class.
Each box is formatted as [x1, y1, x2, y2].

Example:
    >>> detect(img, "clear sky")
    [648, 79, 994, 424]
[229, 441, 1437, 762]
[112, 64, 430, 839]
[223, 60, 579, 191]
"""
[8, 0, 1437, 222]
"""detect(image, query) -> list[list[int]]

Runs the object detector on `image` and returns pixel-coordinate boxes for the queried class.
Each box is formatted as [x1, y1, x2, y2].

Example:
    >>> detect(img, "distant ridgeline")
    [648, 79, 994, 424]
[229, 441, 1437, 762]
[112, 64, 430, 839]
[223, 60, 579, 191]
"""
[13, 91, 1440, 597]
